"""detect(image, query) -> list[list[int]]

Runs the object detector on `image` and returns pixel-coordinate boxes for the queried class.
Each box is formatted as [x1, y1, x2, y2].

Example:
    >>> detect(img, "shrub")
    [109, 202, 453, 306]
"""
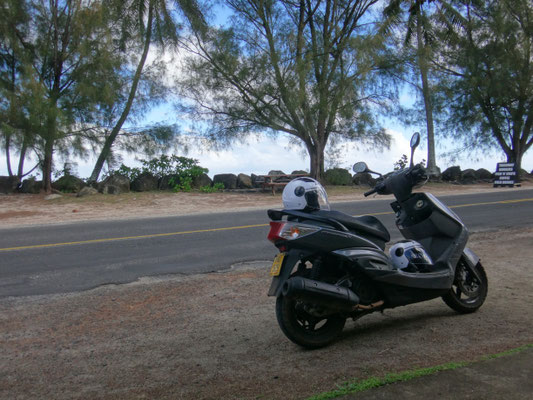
[110, 155, 208, 192]
[199, 183, 225, 193]
[324, 168, 352, 186]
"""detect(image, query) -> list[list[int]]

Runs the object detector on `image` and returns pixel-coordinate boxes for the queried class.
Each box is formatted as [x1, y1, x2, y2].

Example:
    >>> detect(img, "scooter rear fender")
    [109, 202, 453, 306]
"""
[267, 249, 314, 297]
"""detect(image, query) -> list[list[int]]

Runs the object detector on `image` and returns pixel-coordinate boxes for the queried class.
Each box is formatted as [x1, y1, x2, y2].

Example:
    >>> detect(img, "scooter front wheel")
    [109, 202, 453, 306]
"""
[275, 295, 346, 349]
[442, 261, 488, 313]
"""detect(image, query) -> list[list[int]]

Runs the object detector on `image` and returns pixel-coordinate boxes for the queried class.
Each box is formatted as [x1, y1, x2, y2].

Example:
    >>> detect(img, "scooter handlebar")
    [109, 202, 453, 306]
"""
[364, 188, 377, 197]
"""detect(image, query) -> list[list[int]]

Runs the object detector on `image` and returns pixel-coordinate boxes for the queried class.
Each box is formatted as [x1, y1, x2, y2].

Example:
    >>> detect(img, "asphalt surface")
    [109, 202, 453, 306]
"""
[1, 188, 532, 297]
[342, 347, 533, 400]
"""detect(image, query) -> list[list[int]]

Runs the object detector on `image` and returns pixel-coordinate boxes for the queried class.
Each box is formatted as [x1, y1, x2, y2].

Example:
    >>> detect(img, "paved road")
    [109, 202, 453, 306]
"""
[1, 189, 532, 297]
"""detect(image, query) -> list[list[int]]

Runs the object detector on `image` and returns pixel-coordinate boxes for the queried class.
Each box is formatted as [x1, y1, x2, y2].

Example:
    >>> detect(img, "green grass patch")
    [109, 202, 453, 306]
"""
[307, 344, 533, 400]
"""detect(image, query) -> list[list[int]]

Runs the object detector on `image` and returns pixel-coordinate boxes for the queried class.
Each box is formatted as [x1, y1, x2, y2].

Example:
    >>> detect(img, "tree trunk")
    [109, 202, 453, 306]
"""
[4, 134, 13, 177]
[506, 150, 524, 181]
[16, 136, 28, 179]
[88, 2, 154, 185]
[308, 141, 325, 182]
[416, 13, 438, 177]
[42, 137, 54, 193]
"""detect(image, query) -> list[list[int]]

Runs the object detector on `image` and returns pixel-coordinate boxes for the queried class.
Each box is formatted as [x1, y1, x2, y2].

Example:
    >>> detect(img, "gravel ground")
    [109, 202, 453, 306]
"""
[1, 227, 532, 400]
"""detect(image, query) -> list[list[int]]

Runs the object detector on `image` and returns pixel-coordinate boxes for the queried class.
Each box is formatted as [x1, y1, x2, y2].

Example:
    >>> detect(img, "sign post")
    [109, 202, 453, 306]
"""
[493, 162, 517, 187]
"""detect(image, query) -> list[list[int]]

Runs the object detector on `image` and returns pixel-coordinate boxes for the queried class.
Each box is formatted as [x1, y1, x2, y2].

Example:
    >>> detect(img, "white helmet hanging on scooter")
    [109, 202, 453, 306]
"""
[389, 240, 433, 272]
[282, 177, 330, 211]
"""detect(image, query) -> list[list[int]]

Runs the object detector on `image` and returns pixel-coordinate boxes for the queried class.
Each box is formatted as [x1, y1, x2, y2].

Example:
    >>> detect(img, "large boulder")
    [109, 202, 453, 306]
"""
[77, 186, 98, 197]
[324, 168, 352, 186]
[291, 170, 308, 176]
[192, 173, 213, 189]
[52, 175, 86, 193]
[476, 168, 493, 182]
[0, 176, 19, 194]
[352, 172, 376, 187]
[441, 166, 462, 182]
[158, 174, 180, 190]
[237, 173, 253, 189]
[251, 173, 262, 188]
[99, 174, 130, 194]
[460, 169, 478, 184]
[213, 173, 237, 189]
[131, 172, 158, 192]
[20, 178, 41, 194]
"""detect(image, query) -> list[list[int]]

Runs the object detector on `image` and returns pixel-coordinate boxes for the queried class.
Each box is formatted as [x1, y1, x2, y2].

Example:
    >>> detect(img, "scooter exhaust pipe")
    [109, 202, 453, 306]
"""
[282, 277, 359, 312]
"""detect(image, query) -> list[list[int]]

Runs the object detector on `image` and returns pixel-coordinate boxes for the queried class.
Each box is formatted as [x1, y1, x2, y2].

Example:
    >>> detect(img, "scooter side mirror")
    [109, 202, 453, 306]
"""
[410, 132, 420, 149]
[353, 162, 368, 174]
[410, 132, 420, 167]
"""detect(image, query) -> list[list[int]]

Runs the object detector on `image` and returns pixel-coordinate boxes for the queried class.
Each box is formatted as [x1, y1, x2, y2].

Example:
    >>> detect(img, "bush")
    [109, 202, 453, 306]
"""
[110, 155, 208, 192]
[324, 168, 352, 186]
[199, 183, 225, 193]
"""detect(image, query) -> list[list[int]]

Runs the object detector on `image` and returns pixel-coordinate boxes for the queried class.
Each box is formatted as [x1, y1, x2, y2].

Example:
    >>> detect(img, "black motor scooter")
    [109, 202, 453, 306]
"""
[266, 132, 488, 348]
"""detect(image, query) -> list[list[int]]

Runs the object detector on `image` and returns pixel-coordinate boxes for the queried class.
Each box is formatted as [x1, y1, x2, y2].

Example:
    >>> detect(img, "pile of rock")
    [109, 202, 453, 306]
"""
[3, 165, 531, 197]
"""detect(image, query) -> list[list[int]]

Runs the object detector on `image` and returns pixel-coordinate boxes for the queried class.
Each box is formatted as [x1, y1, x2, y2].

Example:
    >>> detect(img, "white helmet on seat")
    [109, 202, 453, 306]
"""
[282, 178, 330, 211]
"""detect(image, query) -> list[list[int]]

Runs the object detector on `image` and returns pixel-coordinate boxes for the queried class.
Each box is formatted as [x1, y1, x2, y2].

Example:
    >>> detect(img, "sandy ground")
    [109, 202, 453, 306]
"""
[0, 227, 531, 399]
[0, 181, 531, 228]
[0, 183, 532, 399]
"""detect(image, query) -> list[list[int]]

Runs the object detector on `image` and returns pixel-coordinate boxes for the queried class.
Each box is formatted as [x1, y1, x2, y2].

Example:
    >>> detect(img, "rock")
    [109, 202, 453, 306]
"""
[441, 166, 462, 182]
[131, 172, 158, 192]
[192, 173, 213, 189]
[52, 175, 86, 193]
[291, 170, 308, 176]
[99, 174, 130, 194]
[45, 194, 62, 200]
[251, 174, 261, 188]
[158, 174, 180, 190]
[267, 170, 286, 176]
[20, 178, 41, 194]
[460, 169, 478, 184]
[352, 172, 376, 187]
[237, 174, 253, 189]
[77, 186, 98, 197]
[324, 168, 352, 186]
[476, 168, 493, 181]
[213, 174, 237, 189]
[0, 176, 19, 194]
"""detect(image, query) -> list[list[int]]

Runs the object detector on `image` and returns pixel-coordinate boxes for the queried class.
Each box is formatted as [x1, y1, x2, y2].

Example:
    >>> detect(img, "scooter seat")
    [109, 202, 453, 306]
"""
[311, 210, 390, 243]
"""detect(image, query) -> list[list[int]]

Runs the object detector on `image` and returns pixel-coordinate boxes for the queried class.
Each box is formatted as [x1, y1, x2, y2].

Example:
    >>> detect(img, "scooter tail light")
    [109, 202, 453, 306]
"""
[268, 221, 320, 242]
[267, 221, 286, 242]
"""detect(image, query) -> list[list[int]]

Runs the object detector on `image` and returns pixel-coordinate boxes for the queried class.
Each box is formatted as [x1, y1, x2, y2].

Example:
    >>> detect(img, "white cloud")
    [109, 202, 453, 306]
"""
[2, 129, 532, 180]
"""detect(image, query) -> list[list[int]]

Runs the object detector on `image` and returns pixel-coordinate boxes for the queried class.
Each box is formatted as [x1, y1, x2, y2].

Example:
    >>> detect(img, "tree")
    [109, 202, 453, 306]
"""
[436, 0, 533, 175]
[384, 0, 440, 177]
[179, 0, 392, 180]
[3, 0, 125, 192]
[0, 0, 37, 180]
[87, 0, 205, 184]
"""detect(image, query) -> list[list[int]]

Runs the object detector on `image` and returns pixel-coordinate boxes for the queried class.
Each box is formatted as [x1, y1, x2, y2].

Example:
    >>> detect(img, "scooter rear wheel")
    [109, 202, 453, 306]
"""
[442, 261, 488, 313]
[275, 295, 346, 349]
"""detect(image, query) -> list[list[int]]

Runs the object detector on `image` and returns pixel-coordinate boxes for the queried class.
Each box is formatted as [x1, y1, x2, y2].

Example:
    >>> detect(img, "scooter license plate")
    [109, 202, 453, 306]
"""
[269, 253, 286, 276]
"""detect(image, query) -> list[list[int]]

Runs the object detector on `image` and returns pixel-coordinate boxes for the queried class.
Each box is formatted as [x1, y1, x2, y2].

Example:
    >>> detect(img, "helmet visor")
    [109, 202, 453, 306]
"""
[304, 186, 330, 211]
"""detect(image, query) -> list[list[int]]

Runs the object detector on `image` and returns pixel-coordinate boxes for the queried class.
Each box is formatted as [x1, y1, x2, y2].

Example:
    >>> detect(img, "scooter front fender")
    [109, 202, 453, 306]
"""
[462, 247, 480, 268]
[267, 249, 313, 297]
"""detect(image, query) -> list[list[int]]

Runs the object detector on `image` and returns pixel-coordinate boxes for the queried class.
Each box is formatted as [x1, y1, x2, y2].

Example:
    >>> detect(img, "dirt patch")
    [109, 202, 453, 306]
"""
[0, 182, 531, 228]
[0, 227, 531, 399]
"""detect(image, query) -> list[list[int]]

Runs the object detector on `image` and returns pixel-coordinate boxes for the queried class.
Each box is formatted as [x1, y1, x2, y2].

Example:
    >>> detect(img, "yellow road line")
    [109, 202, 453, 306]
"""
[0, 224, 268, 252]
[1, 197, 532, 252]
